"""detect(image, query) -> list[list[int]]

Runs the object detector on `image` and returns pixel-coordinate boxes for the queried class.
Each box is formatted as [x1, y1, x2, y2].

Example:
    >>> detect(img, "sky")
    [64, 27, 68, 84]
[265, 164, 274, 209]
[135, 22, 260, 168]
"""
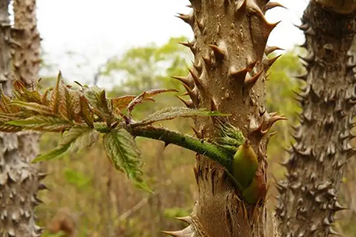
[35, 0, 309, 85]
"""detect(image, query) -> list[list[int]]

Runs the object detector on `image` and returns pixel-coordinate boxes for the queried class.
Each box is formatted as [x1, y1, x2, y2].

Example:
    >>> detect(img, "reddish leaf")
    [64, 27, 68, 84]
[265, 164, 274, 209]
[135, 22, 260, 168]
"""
[80, 95, 94, 128]
[111, 95, 153, 111]
[41, 87, 53, 106]
[13, 80, 42, 104]
[50, 72, 65, 113]
[126, 89, 177, 116]
[83, 86, 113, 124]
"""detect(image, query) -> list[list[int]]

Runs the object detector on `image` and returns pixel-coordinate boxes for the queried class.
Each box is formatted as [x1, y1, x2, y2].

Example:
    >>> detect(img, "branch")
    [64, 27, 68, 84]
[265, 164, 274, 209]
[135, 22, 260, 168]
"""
[126, 125, 232, 169]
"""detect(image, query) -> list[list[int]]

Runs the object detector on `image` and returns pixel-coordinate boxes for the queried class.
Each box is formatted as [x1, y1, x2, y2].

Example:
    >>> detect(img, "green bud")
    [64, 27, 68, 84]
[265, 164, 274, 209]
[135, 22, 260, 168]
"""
[232, 140, 258, 189]
[242, 169, 266, 205]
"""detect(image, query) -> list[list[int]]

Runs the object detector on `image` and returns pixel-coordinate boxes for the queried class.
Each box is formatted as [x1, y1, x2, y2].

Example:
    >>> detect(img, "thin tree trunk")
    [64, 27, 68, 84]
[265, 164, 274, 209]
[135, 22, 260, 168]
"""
[276, 1, 356, 236]
[165, 1, 282, 236]
[0, 0, 42, 236]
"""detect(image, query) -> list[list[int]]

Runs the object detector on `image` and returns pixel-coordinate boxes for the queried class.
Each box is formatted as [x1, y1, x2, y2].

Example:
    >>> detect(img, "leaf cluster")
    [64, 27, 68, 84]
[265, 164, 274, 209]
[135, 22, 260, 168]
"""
[0, 74, 227, 191]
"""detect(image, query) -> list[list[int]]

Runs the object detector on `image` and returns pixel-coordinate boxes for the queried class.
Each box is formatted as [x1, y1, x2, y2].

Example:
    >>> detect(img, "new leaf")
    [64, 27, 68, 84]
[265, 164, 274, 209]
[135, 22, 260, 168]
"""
[33, 126, 100, 162]
[103, 129, 151, 192]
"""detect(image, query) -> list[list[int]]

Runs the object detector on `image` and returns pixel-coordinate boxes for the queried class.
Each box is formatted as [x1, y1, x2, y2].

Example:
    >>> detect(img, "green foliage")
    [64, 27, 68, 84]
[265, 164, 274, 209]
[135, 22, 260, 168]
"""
[33, 127, 99, 162]
[42, 231, 66, 237]
[267, 50, 303, 124]
[266, 49, 304, 178]
[64, 169, 91, 189]
[164, 207, 190, 219]
[103, 129, 150, 192]
[99, 36, 192, 94]
[0, 73, 229, 192]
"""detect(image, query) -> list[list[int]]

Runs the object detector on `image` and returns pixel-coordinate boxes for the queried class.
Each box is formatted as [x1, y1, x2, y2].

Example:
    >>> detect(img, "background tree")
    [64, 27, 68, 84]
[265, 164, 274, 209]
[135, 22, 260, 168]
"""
[277, 1, 356, 236]
[0, 0, 42, 236]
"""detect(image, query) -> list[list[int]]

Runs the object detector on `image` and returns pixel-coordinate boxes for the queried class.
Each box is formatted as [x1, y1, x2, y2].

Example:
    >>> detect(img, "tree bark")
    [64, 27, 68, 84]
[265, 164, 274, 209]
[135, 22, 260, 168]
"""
[0, 0, 42, 236]
[276, 1, 356, 236]
[165, 1, 282, 236]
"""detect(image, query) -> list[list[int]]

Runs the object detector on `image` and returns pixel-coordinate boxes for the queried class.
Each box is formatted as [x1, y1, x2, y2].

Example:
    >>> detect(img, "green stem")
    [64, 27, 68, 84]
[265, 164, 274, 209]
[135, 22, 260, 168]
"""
[126, 125, 232, 169]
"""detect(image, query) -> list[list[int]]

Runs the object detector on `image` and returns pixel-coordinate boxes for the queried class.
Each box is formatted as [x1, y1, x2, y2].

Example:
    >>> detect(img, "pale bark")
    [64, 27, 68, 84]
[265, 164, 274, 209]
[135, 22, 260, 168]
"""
[276, 1, 356, 236]
[0, 0, 42, 236]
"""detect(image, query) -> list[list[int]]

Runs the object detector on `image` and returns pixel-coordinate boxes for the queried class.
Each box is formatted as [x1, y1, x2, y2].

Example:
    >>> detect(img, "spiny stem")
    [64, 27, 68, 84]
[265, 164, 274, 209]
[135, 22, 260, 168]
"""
[126, 125, 232, 169]
[94, 122, 233, 169]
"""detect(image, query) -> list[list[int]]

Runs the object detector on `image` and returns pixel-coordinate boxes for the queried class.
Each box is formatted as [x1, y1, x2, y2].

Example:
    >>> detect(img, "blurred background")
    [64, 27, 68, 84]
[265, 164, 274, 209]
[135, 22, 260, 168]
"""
[22, 0, 355, 236]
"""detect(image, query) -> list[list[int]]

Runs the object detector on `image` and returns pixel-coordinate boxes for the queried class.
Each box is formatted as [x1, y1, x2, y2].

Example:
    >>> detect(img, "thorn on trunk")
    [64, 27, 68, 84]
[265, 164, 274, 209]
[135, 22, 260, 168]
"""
[210, 98, 218, 111]
[183, 84, 199, 104]
[172, 75, 194, 88]
[305, 27, 316, 36]
[179, 41, 196, 54]
[176, 95, 194, 108]
[176, 12, 194, 27]
[295, 74, 307, 81]
[229, 61, 256, 82]
[37, 183, 49, 191]
[38, 173, 47, 180]
[299, 53, 314, 63]
[261, 19, 280, 40]
[294, 23, 309, 31]
[264, 2, 286, 12]
[175, 216, 192, 224]
[191, 126, 202, 138]
[244, 70, 263, 87]
[266, 54, 282, 70]
[188, 68, 205, 91]
[209, 44, 226, 61]
[265, 46, 283, 55]
[235, 0, 247, 13]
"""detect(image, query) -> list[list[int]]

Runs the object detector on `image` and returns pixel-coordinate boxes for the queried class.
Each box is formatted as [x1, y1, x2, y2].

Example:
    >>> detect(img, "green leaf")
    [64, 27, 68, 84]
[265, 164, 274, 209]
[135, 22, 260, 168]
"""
[103, 129, 151, 192]
[7, 115, 72, 132]
[33, 126, 100, 162]
[0, 112, 24, 122]
[33, 144, 71, 162]
[137, 107, 230, 126]
[64, 127, 100, 153]
[83, 86, 112, 121]
[10, 101, 54, 115]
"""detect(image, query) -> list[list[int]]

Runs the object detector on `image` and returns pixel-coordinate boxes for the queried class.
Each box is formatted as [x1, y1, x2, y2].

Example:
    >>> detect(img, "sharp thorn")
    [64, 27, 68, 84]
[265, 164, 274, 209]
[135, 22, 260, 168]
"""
[244, 70, 263, 86]
[176, 95, 194, 108]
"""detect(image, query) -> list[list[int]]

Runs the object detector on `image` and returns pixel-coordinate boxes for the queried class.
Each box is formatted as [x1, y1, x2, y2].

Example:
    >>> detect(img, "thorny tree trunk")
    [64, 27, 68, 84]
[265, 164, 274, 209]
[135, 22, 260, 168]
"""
[276, 1, 356, 236]
[166, 1, 283, 236]
[0, 0, 42, 236]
